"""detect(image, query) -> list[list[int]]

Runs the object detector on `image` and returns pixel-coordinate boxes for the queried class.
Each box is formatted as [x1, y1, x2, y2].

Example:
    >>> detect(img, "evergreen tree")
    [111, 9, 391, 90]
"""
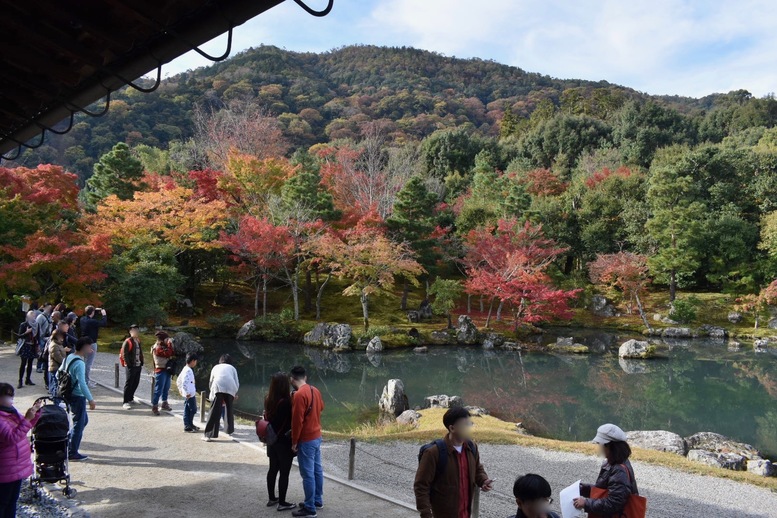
[84, 142, 144, 207]
[281, 150, 340, 221]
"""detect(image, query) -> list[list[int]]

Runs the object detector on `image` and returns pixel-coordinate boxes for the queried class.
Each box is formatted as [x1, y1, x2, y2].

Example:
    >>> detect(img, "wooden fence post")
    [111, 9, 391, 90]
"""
[150, 376, 156, 403]
[348, 437, 356, 480]
[114, 363, 120, 388]
[472, 487, 480, 518]
[200, 391, 207, 423]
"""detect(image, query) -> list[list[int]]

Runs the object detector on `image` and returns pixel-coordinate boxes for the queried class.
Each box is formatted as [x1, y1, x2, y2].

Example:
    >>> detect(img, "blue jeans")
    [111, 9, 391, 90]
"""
[48, 372, 58, 399]
[297, 437, 323, 511]
[36, 337, 46, 371]
[183, 396, 197, 429]
[69, 395, 88, 457]
[84, 343, 97, 383]
[152, 371, 171, 406]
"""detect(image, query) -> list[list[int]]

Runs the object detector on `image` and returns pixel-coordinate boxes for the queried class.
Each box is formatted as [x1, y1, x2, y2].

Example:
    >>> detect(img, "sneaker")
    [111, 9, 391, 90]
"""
[267, 499, 279, 507]
[25, 379, 36, 386]
[191, 425, 201, 431]
[122, 403, 132, 410]
[69, 453, 88, 461]
[161, 402, 172, 411]
[291, 510, 316, 518]
[277, 502, 295, 511]
[201, 436, 212, 442]
[184, 427, 196, 433]
[298, 503, 323, 509]
[87, 380, 98, 388]
[152, 406, 160, 416]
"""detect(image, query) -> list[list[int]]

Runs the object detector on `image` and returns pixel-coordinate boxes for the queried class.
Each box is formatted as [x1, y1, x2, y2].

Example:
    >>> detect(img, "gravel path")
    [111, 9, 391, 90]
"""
[322, 440, 777, 517]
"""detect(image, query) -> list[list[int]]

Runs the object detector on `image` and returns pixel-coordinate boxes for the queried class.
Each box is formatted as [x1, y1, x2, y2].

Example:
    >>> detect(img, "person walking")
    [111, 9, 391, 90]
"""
[509, 474, 560, 518]
[119, 325, 144, 410]
[177, 353, 200, 432]
[17, 311, 39, 389]
[39, 310, 62, 388]
[202, 354, 239, 441]
[150, 330, 175, 415]
[289, 366, 324, 518]
[573, 423, 639, 517]
[47, 322, 72, 399]
[414, 407, 494, 518]
[0, 383, 43, 517]
[264, 372, 295, 511]
[59, 337, 97, 461]
[34, 302, 53, 373]
[80, 305, 106, 387]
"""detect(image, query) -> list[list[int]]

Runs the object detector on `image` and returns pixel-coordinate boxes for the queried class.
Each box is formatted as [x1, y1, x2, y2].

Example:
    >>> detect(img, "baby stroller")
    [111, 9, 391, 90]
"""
[29, 397, 76, 498]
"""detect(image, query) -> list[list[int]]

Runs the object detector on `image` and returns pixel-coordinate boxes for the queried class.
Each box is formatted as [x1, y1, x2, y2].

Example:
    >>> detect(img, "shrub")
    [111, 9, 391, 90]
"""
[670, 296, 700, 324]
[205, 313, 243, 335]
[251, 312, 302, 342]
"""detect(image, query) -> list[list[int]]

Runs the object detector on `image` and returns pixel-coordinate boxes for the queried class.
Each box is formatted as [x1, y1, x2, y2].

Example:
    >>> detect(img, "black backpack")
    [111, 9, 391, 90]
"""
[418, 438, 477, 477]
[56, 356, 83, 400]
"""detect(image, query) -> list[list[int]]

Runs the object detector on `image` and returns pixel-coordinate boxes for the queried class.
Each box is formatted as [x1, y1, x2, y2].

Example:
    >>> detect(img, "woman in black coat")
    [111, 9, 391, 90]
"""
[574, 423, 639, 517]
[264, 371, 295, 512]
[16, 312, 39, 389]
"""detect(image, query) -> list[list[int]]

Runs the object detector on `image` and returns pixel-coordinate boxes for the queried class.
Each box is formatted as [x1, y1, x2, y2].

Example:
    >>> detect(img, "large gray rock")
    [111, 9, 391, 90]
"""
[747, 459, 774, 477]
[171, 332, 204, 356]
[619, 339, 655, 359]
[481, 332, 505, 349]
[236, 320, 257, 340]
[366, 336, 383, 353]
[303, 323, 353, 349]
[768, 318, 777, 330]
[456, 315, 479, 344]
[465, 405, 489, 416]
[407, 311, 421, 323]
[698, 324, 728, 339]
[429, 330, 454, 345]
[413, 346, 428, 354]
[627, 430, 687, 456]
[684, 432, 762, 459]
[379, 379, 409, 418]
[419, 299, 433, 319]
[754, 339, 769, 353]
[591, 294, 616, 317]
[424, 394, 463, 409]
[727, 311, 743, 324]
[687, 449, 747, 471]
[396, 409, 421, 427]
[662, 327, 694, 339]
[555, 336, 575, 347]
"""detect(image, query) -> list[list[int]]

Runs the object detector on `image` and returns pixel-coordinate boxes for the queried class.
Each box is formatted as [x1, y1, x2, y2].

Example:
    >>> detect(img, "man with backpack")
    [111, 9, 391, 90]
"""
[34, 303, 53, 373]
[289, 365, 324, 518]
[58, 337, 96, 461]
[414, 407, 494, 518]
[80, 305, 107, 387]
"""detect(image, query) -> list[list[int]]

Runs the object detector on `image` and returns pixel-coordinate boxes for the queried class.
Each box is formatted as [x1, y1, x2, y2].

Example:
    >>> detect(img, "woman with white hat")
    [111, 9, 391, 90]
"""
[572, 423, 639, 516]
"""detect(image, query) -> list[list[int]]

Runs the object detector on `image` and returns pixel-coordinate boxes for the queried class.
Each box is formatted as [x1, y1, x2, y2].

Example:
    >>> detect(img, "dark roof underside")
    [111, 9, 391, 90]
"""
[0, 0, 287, 157]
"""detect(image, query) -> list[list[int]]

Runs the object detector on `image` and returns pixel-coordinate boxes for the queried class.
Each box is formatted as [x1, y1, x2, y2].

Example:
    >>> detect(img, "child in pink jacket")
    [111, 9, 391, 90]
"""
[0, 382, 42, 516]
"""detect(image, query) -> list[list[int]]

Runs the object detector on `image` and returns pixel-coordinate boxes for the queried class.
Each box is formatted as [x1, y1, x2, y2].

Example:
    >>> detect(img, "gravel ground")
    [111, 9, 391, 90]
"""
[323, 440, 777, 518]
[15, 480, 72, 518]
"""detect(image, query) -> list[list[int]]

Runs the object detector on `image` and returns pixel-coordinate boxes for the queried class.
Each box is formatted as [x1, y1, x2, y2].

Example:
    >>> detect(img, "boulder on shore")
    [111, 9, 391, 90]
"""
[366, 336, 383, 353]
[455, 315, 479, 344]
[697, 324, 728, 339]
[591, 294, 616, 317]
[379, 379, 409, 418]
[662, 327, 694, 338]
[727, 311, 743, 324]
[171, 332, 204, 356]
[481, 332, 505, 349]
[429, 330, 454, 345]
[747, 459, 774, 477]
[303, 323, 353, 349]
[627, 430, 687, 456]
[464, 405, 489, 416]
[424, 394, 463, 409]
[684, 432, 762, 460]
[396, 409, 421, 427]
[687, 449, 747, 471]
[619, 339, 655, 359]
[236, 320, 257, 340]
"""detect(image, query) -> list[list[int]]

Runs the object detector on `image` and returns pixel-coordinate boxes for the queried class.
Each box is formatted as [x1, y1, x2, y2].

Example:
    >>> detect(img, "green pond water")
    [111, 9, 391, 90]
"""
[197, 328, 777, 457]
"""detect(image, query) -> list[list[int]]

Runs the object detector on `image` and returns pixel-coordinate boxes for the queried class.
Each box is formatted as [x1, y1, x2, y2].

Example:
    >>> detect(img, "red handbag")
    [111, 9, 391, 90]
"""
[589, 465, 647, 518]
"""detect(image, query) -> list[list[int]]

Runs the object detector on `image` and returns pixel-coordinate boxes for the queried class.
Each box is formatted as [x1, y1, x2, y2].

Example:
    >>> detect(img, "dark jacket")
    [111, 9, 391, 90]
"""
[119, 338, 144, 368]
[509, 510, 560, 518]
[581, 460, 638, 517]
[414, 435, 489, 518]
[80, 314, 106, 342]
[267, 397, 292, 451]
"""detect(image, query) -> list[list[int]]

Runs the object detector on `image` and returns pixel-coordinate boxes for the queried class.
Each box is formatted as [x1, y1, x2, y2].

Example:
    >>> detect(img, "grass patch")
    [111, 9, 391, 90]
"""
[323, 408, 777, 491]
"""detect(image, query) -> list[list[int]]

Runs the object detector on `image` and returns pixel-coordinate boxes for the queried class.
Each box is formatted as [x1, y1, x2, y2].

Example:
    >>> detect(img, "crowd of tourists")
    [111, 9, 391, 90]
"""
[2, 301, 642, 518]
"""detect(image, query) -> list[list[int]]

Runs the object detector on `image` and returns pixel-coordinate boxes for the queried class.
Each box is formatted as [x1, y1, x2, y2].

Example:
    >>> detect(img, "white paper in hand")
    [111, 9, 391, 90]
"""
[560, 480, 585, 518]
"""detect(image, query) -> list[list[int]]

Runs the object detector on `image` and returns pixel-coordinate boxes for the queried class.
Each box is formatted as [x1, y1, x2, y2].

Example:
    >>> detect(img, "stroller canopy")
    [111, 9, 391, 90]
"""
[34, 404, 70, 440]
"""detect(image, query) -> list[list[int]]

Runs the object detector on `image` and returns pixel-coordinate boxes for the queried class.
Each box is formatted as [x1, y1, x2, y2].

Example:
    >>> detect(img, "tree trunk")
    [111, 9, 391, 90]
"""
[466, 294, 471, 314]
[360, 291, 370, 331]
[304, 269, 313, 313]
[262, 276, 268, 318]
[315, 272, 331, 321]
[669, 269, 677, 302]
[254, 281, 261, 318]
[479, 295, 484, 313]
[485, 298, 496, 328]
[635, 292, 651, 333]
[496, 300, 504, 321]
[400, 280, 409, 311]
[447, 313, 452, 329]
[564, 255, 574, 275]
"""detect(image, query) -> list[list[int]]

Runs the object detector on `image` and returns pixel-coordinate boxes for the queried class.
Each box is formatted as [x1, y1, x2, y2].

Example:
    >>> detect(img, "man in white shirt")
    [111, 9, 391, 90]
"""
[176, 353, 199, 433]
[202, 354, 239, 442]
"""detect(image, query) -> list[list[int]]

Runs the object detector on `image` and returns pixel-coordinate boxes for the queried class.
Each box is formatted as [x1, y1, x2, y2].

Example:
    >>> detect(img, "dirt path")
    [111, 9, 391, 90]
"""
[1, 346, 416, 518]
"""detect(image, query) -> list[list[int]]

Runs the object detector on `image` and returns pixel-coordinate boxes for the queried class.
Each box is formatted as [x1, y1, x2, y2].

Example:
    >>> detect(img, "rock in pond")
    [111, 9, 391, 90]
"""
[413, 346, 428, 353]
[236, 320, 257, 340]
[619, 339, 655, 359]
[379, 379, 409, 418]
[429, 330, 454, 345]
[303, 322, 354, 349]
[366, 335, 383, 352]
[481, 332, 505, 349]
[171, 332, 204, 356]
[627, 430, 687, 456]
[456, 315, 479, 344]
[662, 327, 694, 338]
[697, 324, 728, 339]
[754, 339, 769, 353]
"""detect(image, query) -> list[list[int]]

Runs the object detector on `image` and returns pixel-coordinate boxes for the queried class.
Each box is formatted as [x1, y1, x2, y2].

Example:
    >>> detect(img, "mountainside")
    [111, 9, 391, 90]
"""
[18, 44, 707, 179]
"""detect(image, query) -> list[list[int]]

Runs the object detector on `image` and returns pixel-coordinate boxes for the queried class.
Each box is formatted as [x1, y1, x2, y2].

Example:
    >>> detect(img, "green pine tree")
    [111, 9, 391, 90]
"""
[84, 142, 144, 207]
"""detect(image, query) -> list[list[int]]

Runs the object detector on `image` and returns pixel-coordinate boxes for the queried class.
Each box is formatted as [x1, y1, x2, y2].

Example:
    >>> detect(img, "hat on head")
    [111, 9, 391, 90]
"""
[66, 312, 78, 322]
[129, 324, 139, 330]
[154, 330, 169, 339]
[592, 423, 627, 444]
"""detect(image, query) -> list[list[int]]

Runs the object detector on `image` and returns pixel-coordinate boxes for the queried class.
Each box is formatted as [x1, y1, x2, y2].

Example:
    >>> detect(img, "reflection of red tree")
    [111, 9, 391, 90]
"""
[733, 362, 777, 399]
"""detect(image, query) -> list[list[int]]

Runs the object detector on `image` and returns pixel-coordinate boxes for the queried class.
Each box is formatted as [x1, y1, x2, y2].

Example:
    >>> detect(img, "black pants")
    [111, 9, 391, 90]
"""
[203, 392, 234, 438]
[18, 357, 33, 383]
[267, 441, 294, 503]
[124, 366, 142, 404]
[0, 479, 22, 518]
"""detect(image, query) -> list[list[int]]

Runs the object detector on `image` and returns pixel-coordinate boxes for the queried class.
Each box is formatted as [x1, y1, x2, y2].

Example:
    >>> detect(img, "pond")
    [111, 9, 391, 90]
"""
[196, 328, 777, 457]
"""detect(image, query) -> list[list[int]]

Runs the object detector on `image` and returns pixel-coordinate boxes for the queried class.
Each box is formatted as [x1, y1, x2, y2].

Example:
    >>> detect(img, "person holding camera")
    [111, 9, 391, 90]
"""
[80, 305, 107, 387]
[151, 330, 175, 415]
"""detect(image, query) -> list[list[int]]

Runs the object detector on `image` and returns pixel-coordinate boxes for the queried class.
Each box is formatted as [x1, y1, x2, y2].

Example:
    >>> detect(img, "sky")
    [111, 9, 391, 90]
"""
[161, 0, 777, 98]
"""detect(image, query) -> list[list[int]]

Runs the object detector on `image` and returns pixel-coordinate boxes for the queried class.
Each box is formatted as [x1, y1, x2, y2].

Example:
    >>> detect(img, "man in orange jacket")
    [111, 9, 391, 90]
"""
[290, 365, 324, 518]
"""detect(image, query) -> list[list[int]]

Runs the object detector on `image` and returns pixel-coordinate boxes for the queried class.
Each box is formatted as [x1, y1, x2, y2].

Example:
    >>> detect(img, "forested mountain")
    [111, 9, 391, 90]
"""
[18, 44, 711, 180]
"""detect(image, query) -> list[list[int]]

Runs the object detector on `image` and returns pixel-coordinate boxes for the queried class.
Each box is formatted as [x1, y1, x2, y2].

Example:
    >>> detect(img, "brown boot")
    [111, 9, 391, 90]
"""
[152, 406, 160, 416]
[161, 402, 172, 411]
